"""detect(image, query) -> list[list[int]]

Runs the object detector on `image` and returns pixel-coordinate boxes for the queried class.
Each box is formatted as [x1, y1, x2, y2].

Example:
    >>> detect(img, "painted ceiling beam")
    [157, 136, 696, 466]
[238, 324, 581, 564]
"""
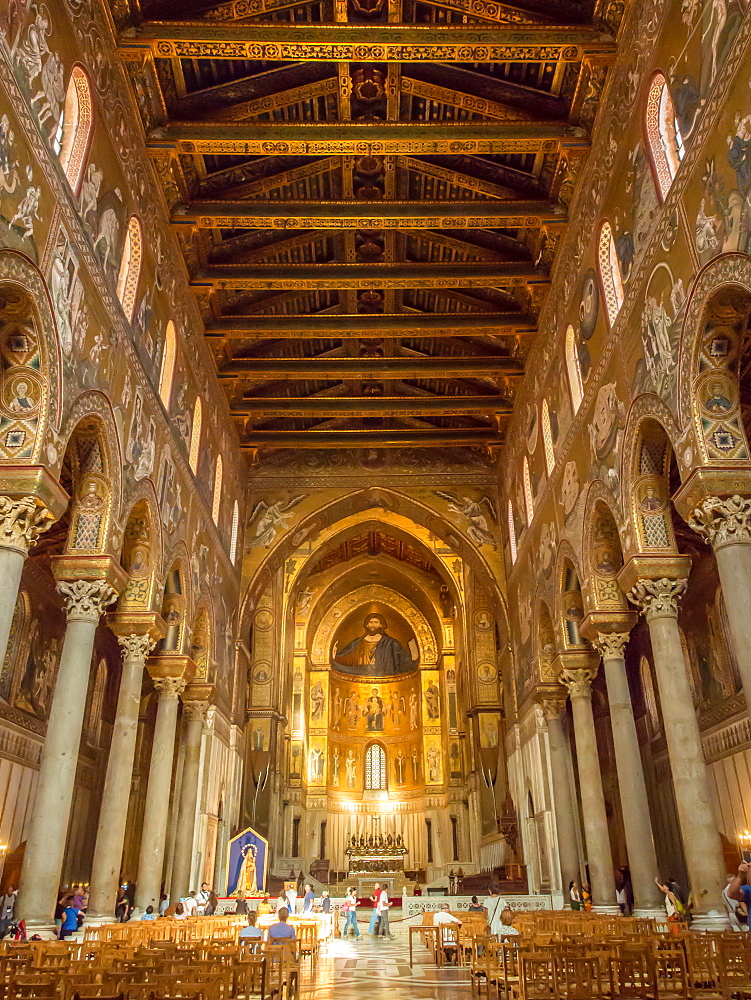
[232, 395, 512, 416]
[239, 427, 504, 448]
[177, 199, 566, 230]
[205, 312, 536, 337]
[150, 120, 587, 156]
[193, 261, 548, 289]
[217, 356, 521, 378]
[121, 23, 615, 62]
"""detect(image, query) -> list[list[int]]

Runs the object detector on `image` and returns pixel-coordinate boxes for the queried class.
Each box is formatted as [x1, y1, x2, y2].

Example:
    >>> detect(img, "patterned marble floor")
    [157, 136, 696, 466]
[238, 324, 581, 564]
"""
[298, 923, 473, 1000]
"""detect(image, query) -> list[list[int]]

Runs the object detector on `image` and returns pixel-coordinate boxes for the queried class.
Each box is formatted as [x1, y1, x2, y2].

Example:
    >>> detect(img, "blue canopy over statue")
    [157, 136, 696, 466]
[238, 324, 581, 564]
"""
[227, 826, 268, 896]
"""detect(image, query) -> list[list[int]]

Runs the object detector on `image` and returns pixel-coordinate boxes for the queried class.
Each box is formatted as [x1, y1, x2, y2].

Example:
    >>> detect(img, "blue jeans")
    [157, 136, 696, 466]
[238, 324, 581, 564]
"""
[368, 909, 378, 934]
[343, 911, 360, 937]
[378, 910, 390, 936]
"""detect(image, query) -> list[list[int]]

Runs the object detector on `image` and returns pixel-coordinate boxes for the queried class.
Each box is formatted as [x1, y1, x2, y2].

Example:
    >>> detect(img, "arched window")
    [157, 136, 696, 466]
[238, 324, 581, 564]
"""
[598, 221, 624, 326]
[159, 320, 177, 410]
[189, 396, 202, 474]
[565, 325, 583, 413]
[230, 501, 240, 564]
[541, 398, 555, 475]
[507, 500, 517, 564]
[523, 456, 534, 527]
[212, 454, 223, 523]
[645, 73, 684, 201]
[116, 215, 143, 323]
[365, 743, 387, 790]
[58, 66, 93, 193]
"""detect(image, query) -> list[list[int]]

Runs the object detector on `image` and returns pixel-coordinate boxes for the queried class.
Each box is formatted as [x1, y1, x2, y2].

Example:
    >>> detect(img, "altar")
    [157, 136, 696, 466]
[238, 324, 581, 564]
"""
[345, 832, 407, 895]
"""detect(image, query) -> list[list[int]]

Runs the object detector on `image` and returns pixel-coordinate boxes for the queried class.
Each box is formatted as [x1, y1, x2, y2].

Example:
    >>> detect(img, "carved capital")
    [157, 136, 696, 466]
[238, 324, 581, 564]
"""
[56, 579, 118, 623]
[559, 667, 598, 698]
[592, 631, 630, 660]
[118, 633, 156, 662]
[688, 494, 751, 549]
[182, 700, 209, 723]
[153, 676, 186, 699]
[627, 577, 687, 621]
[539, 697, 567, 721]
[0, 496, 55, 554]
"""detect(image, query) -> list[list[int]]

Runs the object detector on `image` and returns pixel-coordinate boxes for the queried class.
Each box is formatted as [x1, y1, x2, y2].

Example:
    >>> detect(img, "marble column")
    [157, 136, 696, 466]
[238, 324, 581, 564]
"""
[0, 496, 56, 667]
[688, 495, 751, 715]
[86, 633, 156, 923]
[539, 697, 581, 901]
[559, 665, 619, 914]
[133, 677, 185, 913]
[592, 632, 664, 917]
[627, 575, 729, 930]
[170, 702, 208, 902]
[16, 579, 118, 934]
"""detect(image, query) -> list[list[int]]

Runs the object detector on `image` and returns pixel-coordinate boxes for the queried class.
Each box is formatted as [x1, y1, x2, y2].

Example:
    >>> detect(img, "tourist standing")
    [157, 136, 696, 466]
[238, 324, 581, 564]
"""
[302, 883, 315, 913]
[320, 890, 331, 913]
[183, 891, 198, 917]
[59, 896, 80, 939]
[205, 890, 218, 916]
[196, 882, 211, 914]
[377, 883, 392, 937]
[569, 880, 581, 911]
[342, 886, 360, 939]
[486, 886, 508, 937]
[0, 888, 16, 938]
[236, 889, 248, 916]
[285, 884, 298, 915]
[368, 883, 380, 934]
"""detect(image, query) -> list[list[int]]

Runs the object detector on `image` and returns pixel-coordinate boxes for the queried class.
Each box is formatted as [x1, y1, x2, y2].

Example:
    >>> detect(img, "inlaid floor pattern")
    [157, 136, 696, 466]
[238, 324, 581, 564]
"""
[299, 925, 472, 1000]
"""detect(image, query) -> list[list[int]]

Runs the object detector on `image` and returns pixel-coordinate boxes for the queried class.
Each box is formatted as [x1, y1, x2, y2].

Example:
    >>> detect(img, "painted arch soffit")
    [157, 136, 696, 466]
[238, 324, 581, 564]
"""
[310, 584, 438, 667]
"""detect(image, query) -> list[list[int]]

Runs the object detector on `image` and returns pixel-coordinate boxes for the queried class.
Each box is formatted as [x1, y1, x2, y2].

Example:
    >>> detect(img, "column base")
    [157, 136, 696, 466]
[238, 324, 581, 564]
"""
[591, 905, 622, 915]
[632, 906, 668, 919]
[689, 910, 732, 932]
[21, 919, 60, 940]
[82, 913, 118, 928]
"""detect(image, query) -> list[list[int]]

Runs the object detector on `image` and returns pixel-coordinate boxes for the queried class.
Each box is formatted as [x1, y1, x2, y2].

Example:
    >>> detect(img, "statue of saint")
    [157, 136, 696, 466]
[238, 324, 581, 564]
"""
[239, 844, 258, 895]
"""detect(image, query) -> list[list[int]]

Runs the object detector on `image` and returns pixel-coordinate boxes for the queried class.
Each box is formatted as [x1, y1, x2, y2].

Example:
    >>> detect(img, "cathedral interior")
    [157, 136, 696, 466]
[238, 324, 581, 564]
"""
[1, 0, 751, 948]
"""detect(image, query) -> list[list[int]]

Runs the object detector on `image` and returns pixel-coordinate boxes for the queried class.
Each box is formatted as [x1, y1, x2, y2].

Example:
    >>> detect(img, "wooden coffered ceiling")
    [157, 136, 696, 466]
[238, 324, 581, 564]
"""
[116, 0, 621, 453]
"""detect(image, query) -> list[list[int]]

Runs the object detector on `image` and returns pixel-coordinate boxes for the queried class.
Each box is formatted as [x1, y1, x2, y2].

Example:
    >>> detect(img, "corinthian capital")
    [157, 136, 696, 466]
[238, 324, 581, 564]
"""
[118, 633, 156, 662]
[56, 579, 118, 623]
[688, 494, 751, 549]
[592, 632, 630, 660]
[539, 697, 567, 721]
[153, 676, 186, 699]
[559, 667, 598, 698]
[0, 496, 55, 554]
[627, 577, 687, 621]
[183, 700, 209, 723]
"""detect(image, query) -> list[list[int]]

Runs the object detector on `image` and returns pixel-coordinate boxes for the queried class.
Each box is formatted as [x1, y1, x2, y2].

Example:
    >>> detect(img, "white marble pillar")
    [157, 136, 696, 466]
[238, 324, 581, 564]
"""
[689, 496, 751, 718]
[133, 677, 185, 913]
[16, 579, 117, 934]
[628, 577, 729, 930]
[593, 632, 664, 917]
[539, 697, 581, 902]
[559, 667, 619, 914]
[170, 703, 208, 901]
[0, 497, 55, 667]
[87, 633, 155, 923]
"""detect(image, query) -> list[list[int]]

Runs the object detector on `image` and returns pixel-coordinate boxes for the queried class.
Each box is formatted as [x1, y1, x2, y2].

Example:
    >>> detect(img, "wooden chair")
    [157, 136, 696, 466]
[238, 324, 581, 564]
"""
[609, 947, 657, 1000]
[653, 945, 690, 1000]
[71, 993, 124, 1000]
[510, 954, 558, 1000]
[233, 956, 267, 1000]
[556, 954, 607, 1000]
[716, 935, 751, 1000]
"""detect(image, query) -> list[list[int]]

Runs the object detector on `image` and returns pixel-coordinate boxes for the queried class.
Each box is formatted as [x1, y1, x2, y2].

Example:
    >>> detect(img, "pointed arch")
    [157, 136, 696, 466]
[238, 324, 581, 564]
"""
[189, 396, 203, 474]
[541, 398, 555, 474]
[598, 221, 624, 326]
[645, 72, 684, 201]
[522, 456, 534, 526]
[365, 743, 387, 790]
[230, 501, 240, 564]
[565, 325, 583, 413]
[58, 66, 93, 194]
[159, 320, 177, 411]
[212, 454, 223, 523]
[507, 499, 517, 564]
[116, 216, 143, 323]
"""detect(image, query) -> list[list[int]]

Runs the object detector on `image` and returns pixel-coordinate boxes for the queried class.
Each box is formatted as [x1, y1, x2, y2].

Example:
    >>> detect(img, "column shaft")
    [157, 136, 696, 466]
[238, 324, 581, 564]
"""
[17, 580, 116, 932]
[134, 682, 182, 912]
[566, 688, 617, 912]
[0, 548, 25, 668]
[645, 611, 728, 928]
[87, 636, 152, 921]
[601, 649, 664, 916]
[544, 709, 581, 898]
[713, 542, 751, 706]
[170, 712, 205, 901]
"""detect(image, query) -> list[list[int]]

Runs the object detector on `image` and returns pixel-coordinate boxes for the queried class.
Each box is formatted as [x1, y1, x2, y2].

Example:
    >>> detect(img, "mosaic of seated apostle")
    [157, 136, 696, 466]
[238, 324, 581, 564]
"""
[331, 614, 418, 677]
